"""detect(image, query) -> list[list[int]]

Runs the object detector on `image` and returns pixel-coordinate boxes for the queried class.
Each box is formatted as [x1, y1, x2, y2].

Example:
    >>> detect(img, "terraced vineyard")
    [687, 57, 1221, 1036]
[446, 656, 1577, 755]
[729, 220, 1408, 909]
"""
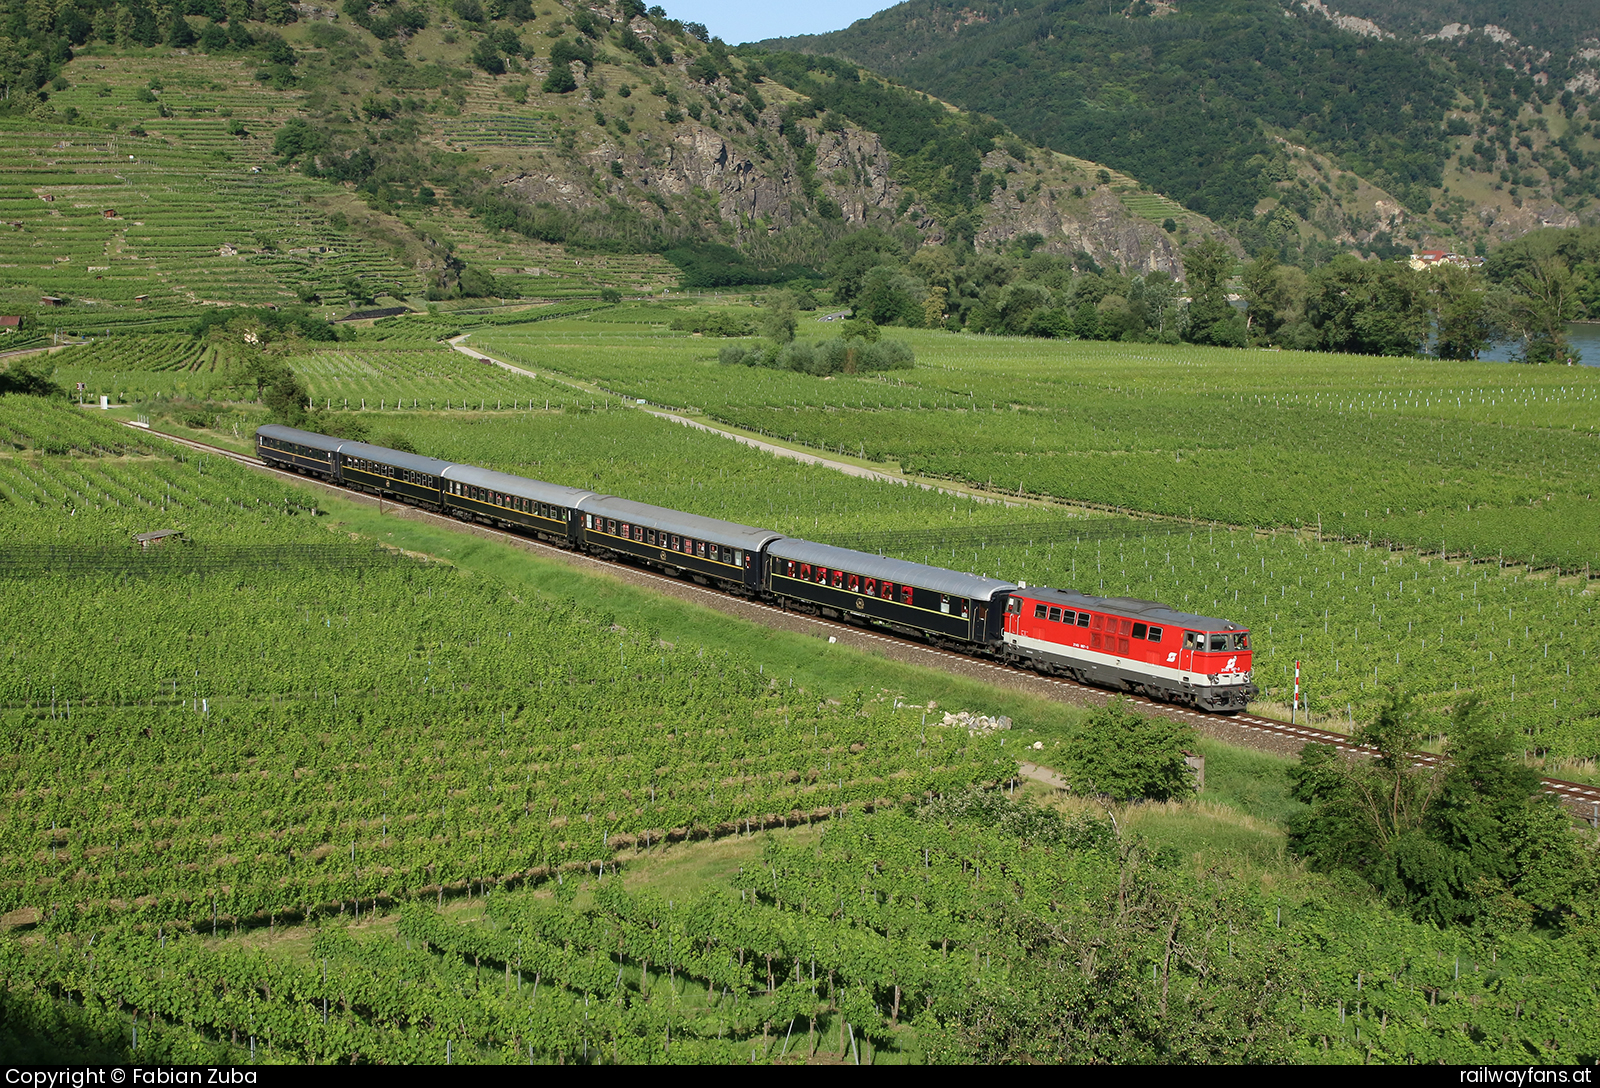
[0, 117, 418, 310]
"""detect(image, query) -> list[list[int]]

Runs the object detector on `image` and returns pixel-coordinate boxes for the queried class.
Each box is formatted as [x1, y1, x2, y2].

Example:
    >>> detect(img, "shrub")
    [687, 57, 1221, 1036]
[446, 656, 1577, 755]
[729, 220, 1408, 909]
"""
[1061, 697, 1197, 803]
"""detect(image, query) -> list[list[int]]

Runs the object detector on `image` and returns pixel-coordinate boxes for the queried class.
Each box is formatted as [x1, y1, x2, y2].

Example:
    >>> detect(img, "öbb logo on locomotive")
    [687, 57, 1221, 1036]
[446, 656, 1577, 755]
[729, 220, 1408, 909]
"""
[257, 425, 1258, 712]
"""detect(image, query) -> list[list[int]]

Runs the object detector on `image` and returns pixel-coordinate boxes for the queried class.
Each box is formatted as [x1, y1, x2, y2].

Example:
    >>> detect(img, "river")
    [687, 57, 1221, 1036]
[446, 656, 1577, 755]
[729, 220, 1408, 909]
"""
[1476, 322, 1600, 365]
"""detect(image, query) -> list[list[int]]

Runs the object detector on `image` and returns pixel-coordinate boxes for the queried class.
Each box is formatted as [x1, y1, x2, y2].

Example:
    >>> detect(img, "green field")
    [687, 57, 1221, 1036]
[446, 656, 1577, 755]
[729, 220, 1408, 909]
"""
[2, 399, 1597, 1064]
[446, 318, 1600, 767]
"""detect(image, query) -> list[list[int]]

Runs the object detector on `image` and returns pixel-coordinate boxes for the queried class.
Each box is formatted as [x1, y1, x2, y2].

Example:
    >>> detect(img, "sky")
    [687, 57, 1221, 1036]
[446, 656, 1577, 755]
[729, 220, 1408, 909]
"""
[662, 0, 893, 45]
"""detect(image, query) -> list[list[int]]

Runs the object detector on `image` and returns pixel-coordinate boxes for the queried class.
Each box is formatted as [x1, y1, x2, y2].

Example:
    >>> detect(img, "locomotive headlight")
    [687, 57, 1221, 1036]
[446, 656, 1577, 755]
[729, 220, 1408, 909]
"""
[1207, 673, 1219, 684]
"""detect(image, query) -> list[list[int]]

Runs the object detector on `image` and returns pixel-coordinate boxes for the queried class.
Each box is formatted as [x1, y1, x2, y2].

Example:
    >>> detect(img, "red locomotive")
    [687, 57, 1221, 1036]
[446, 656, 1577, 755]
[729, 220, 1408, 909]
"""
[1002, 586, 1256, 711]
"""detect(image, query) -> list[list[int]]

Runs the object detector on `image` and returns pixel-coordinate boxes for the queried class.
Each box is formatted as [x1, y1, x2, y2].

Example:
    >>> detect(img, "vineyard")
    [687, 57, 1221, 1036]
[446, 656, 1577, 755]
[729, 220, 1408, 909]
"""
[470, 321, 1600, 571]
[5, 797, 1596, 1064]
[0, 401, 1012, 934]
[361, 404, 1600, 769]
[1, 390, 1597, 1061]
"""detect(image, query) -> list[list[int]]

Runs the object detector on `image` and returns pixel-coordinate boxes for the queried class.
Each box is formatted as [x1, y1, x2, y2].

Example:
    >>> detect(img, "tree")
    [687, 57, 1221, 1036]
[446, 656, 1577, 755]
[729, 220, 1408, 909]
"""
[1288, 692, 1594, 928]
[272, 119, 324, 164]
[1499, 248, 1584, 363]
[1431, 264, 1492, 360]
[1179, 236, 1238, 346]
[1062, 698, 1197, 803]
[854, 265, 926, 327]
[1305, 255, 1430, 356]
[824, 228, 905, 307]
[759, 291, 798, 343]
[0, 356, 63, 398]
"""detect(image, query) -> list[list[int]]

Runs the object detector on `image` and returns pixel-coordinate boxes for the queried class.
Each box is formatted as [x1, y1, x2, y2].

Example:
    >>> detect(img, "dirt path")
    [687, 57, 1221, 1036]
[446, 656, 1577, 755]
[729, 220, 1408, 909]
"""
[447, 334, 1029, 505]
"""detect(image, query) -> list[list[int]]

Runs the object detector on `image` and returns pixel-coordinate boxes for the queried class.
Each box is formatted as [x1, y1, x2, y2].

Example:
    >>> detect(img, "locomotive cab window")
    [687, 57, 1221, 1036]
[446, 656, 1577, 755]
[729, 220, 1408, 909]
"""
[1034, 603, 1047, 619]
[1184, 631, 1199, 649]
[1232, 633, 1249, 650]
[1210, 634, 1227, 651]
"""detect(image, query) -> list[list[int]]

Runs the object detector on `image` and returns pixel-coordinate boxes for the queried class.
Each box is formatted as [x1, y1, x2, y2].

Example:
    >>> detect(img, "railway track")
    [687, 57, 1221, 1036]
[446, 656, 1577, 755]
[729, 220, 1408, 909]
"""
[141, 424, 1600, 825]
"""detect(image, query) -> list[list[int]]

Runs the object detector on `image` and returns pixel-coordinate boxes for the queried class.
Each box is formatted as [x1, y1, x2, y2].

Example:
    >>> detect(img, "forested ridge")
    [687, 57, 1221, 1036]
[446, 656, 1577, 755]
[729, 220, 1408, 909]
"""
[760, 0, 1600, 259]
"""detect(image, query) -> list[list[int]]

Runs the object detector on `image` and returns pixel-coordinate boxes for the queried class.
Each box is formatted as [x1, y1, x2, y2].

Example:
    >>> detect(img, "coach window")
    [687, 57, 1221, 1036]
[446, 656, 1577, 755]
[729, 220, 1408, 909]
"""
[1147, 626, 1163, 643]
[816, 567, 829, 584]
[1131, 623, 1147, 640]
[697, 541, 707, 558]
[864, 578, 876, 596]
[881, 581, 894, 600]
[831, 570, 844, 588]
[670, 535, 680, 550]
[901, 585, 913, 605]
[733, 549, 743, 566]
[847, 574, 860, 593]
[961, 599, 970, 619]
[940, 595, 950, 614]
[620, 523, 630, 539]
[636, 527, 645, 542]
[799, 563, 810, 580]
[1033, 603, 1047, 619]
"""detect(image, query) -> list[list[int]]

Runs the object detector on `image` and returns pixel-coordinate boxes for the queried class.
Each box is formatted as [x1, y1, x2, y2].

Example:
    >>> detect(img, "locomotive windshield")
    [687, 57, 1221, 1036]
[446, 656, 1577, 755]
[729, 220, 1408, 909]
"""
[1208, 632, 1249, 651]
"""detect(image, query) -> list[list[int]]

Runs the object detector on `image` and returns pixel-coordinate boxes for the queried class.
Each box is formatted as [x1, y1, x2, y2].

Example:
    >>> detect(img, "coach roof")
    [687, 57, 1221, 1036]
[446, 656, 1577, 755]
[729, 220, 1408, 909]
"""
[442, 463, 597, 507]
[335, 439, 457, 478]
[577, 494, 783, 550]
[1017, 586, 1245, 631]
[257, 424, 345, 453]
[769, 538, 1016, 599]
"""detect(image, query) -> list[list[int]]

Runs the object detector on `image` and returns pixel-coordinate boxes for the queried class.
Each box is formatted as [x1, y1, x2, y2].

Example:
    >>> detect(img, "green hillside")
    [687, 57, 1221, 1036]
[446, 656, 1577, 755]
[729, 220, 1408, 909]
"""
[0, 0, 1233, 330]
[759, 0, 1600, 262]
